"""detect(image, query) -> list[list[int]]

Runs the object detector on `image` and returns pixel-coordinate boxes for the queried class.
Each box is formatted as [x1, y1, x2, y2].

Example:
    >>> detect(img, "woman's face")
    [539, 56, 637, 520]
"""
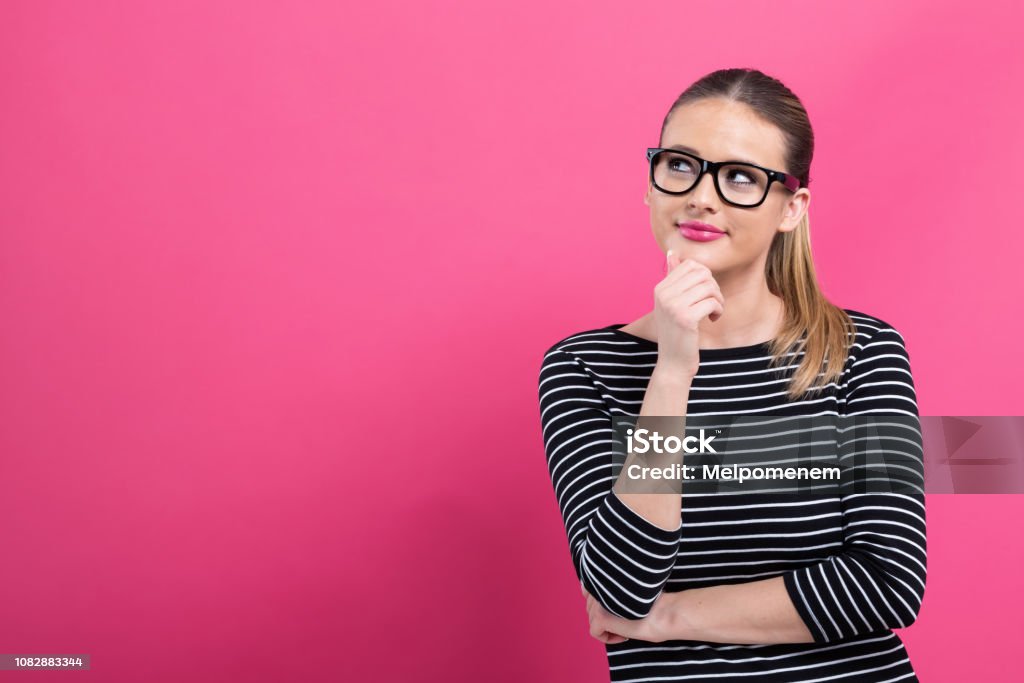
[644, 98, 811, 277]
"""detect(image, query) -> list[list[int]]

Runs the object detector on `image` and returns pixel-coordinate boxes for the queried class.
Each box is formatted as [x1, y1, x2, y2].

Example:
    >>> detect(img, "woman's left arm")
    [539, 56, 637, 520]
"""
[584, 575, 815, 644]
[585, 324, 927, 645]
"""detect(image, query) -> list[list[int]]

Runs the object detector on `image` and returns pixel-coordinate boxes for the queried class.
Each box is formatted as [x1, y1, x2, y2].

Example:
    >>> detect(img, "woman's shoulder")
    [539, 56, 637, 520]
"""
[837, 309, 918, 413]
[841, 307, 905, 338]
[542, 324, 623, 357]
[840, 308, 912, 362]
[838, 308, 914, 377]
[539, 323, 654, 367]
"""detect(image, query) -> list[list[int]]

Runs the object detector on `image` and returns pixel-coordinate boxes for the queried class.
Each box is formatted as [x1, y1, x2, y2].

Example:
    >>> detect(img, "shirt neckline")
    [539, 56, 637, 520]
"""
[604, 323, 775, 360]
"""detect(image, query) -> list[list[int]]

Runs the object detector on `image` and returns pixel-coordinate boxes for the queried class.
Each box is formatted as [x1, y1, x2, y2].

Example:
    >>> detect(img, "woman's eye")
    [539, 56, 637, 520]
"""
[727, 170, 755, 185]
[669, 160, 697, 174]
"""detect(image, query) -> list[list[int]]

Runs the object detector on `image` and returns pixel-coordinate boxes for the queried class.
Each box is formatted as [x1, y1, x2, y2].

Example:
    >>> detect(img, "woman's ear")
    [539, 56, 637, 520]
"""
[778, 188, 810, 233]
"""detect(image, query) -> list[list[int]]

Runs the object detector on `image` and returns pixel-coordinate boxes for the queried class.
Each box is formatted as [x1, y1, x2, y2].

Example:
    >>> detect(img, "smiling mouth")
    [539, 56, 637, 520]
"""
[677, 221, 725, 234]
[677, 223, 727, 242]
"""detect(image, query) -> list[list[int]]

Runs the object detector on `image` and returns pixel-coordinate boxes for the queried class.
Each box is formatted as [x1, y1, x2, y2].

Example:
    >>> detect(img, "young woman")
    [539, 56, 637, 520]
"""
[538, 68, 926, 681]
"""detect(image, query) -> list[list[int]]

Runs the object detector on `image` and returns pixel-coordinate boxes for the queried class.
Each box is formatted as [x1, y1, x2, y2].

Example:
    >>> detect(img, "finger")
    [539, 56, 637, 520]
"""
[691, 297, 725, 324]
[588, 606, 603, 638]
[668, 249, 682, 272]
[665, 252, 706, 282]
[656, 265, 704, 303]
[664, 254, 699, 281]
[667, 262, 721, 297]
[660, 276, 720, 306]
[658, 268, 720, 304]
[662, 260, 713, 292]
[597, 629, 628, 644]
[586, 596, 601, 631]
[682, 281, 726, 315]
[705, 278, 726, 322]
[587, 595, 626, 643]
[710, 279, 725, 309]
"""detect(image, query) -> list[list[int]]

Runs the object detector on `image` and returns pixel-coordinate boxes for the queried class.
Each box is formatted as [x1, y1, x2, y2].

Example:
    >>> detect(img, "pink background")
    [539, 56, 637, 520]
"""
[1, 1, 1022, 680]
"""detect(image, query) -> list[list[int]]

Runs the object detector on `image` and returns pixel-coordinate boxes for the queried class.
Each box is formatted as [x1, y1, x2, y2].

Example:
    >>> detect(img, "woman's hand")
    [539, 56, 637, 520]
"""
[581, 581, 679, 644]
[654, 250, 725, 378]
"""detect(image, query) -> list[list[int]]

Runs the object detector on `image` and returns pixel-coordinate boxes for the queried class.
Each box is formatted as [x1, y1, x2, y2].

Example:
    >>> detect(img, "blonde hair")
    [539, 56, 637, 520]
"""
[660, 68, 855, 400]
[765, 212, 856, 399]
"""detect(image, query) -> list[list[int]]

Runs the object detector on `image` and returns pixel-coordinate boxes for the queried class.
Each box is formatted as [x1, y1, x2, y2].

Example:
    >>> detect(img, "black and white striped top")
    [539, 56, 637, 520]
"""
[537, 309, 926, 682]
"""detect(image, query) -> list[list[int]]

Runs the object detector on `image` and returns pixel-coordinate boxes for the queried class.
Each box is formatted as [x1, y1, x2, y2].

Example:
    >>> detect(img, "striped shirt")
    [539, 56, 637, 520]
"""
[537, 309, 926, 682]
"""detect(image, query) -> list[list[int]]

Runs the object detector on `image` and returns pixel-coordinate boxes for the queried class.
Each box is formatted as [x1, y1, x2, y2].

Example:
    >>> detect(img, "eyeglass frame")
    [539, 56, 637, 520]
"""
[645, 147, 806, 208]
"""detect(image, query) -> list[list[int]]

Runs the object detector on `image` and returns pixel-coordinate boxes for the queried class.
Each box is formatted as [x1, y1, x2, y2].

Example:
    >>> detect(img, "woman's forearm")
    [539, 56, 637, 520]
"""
[664, 576, 816, 644]
[612, 362, 692, 532]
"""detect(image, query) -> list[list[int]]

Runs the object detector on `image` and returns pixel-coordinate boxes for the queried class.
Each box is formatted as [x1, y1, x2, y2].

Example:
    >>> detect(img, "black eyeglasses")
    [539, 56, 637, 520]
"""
[646, 147, 805, 208]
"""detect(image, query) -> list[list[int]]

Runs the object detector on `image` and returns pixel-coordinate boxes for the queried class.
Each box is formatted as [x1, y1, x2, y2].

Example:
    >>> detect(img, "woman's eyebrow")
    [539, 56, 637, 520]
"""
[666, 143, 759, 166]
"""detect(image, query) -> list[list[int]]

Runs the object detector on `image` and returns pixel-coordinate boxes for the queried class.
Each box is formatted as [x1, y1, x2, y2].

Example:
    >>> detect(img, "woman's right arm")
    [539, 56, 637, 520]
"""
[612, 364, 693, 531]
[538, 348, 690, 620]
[538, 253, 724, 619]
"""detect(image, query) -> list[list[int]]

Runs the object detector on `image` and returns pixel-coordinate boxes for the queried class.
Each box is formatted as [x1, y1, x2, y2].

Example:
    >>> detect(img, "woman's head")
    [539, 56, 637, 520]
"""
[646, 68, 855, 399]
[645, 96, 809, 279]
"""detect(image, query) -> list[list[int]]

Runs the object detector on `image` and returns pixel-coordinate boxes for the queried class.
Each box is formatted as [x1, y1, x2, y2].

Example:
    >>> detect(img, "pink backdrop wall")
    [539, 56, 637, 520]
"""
[2, 1, 1022, 680]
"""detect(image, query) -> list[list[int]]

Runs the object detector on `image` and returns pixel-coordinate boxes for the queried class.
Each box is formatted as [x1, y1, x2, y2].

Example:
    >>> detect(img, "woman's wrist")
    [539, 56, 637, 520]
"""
[651, 362, 695, 388]
[657, 590, 701, 641]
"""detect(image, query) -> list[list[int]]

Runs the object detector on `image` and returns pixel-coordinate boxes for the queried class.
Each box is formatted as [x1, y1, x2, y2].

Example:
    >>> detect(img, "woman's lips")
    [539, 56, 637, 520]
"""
[678, 222, 726, 242]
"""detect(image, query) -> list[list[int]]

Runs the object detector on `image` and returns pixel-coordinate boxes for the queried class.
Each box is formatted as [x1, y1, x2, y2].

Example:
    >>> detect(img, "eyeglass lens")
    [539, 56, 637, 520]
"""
[651, 151, 769, 206]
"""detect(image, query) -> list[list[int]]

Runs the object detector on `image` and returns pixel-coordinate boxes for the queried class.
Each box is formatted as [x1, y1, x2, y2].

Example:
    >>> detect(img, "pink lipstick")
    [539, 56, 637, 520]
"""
[678, 221, 726, 242]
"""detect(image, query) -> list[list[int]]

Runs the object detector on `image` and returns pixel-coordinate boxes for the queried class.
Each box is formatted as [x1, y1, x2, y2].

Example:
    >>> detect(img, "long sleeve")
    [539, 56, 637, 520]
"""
[783, 325, 927, 643]
[538, 346, 682, 619]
